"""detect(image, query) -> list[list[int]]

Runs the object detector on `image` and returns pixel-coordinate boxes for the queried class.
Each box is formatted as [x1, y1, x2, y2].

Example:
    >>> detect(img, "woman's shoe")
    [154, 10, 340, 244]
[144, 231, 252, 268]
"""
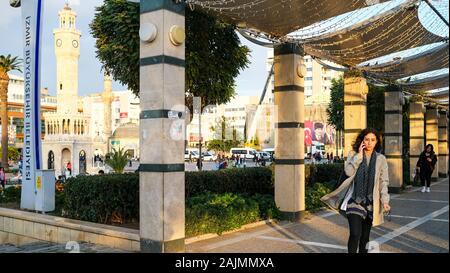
[426, 187, 431, 193]
[421, 186, 426, 193]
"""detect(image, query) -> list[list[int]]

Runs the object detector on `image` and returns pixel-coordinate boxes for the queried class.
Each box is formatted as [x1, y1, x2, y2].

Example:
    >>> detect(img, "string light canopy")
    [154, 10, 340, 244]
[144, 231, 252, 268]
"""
[303, 2, 446, 67]
[185, 0, 390, 37]
[363, 42, 449, 81]
[425, 88, 449, 99]
[399, 72, 449, 92]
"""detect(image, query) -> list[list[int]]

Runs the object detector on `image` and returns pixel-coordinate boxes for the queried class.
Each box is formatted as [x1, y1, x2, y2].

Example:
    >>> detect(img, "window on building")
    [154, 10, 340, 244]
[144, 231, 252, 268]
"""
[307, 68, 313, 72]
[305, 77, 313, 81]
[60, 83, 63, 90]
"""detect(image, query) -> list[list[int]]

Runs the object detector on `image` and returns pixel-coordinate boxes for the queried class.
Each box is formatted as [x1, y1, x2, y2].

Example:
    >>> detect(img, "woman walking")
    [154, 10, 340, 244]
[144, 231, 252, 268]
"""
[0, 166, 6, 189]
[321, 128, 391, 253]
[416, 144, 437, 193]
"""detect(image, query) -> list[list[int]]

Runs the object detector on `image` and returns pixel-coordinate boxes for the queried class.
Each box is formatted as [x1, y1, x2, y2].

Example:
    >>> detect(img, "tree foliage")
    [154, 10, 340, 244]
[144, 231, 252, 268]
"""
[207, 116, 242, 152]
[366, 83, 385, 134]
[90, 0, 250, 114]
[327, 76, 385, 134]
[0, 54, 22, 169]
[327, 77, 344, 131]
[105, 147, 130, 174]
[0, 147, 20, 161]
[90, 0, 140, 93]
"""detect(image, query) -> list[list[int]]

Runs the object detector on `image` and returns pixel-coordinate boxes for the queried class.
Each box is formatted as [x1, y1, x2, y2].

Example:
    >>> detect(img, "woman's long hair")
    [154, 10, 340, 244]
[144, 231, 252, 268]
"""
[424, 144, 434, 153]
[352, 128, 382, 153]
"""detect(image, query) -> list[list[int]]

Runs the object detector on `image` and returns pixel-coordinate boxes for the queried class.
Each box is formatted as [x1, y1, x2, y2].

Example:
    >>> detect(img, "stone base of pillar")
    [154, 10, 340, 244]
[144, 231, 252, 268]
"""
[140, 238, 185, 253]
[388, 187, 402, 194]
[280, 211, 308, 222]
[438, 173, 448, 178]
[431, 177, 439, 182]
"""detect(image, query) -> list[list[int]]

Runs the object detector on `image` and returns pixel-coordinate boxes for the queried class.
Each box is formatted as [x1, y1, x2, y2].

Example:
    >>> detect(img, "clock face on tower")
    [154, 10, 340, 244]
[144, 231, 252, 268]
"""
[72, 40, 79, 48]
[56, 39, 62, 47]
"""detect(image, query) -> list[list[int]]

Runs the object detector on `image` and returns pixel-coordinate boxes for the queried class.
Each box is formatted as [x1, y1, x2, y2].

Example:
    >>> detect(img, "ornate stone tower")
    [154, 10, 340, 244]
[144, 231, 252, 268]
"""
[43, 4, 93, 177]
[53, 3, 81, 115]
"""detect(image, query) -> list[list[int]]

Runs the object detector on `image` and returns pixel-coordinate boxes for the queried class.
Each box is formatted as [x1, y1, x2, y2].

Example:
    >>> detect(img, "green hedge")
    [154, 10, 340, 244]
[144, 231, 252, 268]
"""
[186, 192, 279, 237]
[63, 174, 139, 224]
[306, 183, 332, 212]
[186, 167, 273, 198]
[61, 165, 342, 224]
[0, 185, 22, 203]
[306, 163, 344, 186]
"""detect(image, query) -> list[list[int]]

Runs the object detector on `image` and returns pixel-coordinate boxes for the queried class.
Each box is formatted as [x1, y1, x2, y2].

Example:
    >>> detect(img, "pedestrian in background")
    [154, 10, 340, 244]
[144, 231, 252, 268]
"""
[416, 144, 437, 193]
[0, 167, 6, 189]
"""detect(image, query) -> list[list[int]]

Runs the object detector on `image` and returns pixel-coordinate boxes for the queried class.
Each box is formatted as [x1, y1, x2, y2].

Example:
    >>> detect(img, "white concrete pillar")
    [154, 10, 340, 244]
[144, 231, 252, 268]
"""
[409, 101, 425, 183]
[139, 0, 185, 253]
[273, 43, 306, 221]
[384, 85, 403, 193]
[344, 71, 367, 157]
[438, 110, 448, 178]
[426, 107, 439, 181]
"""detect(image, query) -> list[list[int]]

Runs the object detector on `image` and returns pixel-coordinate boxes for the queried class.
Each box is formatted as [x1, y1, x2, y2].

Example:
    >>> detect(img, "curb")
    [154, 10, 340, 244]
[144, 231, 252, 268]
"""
[185, 219, 276, 244]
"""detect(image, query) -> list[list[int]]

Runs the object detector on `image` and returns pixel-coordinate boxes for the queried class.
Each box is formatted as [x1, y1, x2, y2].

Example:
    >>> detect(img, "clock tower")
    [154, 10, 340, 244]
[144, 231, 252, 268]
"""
[54, 3, 81, 115]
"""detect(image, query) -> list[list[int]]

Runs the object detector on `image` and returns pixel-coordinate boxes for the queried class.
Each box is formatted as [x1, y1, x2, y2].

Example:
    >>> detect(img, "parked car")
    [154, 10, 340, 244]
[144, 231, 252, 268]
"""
[202, 151, 217, 162]
[230, 148, 257, 159]
[185, 150, 200, 161]
[257, 151, 271, 161]
[262, 148, 275, 160]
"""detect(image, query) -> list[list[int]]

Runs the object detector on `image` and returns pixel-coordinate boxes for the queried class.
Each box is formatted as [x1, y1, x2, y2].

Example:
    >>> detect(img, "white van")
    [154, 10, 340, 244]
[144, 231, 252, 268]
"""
[230, 148, 257, 159]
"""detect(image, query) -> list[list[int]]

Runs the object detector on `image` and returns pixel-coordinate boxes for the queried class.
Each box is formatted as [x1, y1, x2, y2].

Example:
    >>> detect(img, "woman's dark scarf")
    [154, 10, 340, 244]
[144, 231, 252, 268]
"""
[352, 151, 377, 204]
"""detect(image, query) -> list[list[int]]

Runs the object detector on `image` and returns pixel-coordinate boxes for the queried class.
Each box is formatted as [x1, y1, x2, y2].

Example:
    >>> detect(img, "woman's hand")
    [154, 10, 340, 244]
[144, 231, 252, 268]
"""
[383, 203, 391, 213]
[359, 142, 365, 154]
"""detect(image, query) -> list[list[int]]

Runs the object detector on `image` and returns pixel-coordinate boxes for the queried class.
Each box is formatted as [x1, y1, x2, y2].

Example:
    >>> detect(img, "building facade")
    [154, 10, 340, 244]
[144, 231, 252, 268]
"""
[1, 74, 57, 150]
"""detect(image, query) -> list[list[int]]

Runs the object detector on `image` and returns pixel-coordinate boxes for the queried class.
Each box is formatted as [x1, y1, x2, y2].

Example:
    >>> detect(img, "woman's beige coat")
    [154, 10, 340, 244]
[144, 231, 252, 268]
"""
[321, 150, 390, 227]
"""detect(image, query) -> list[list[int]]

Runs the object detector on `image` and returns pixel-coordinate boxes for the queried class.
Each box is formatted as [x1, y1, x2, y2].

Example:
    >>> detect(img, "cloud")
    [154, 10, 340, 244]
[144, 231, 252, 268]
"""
[0, 1, 21, 29]
[69, 0, 81, 6]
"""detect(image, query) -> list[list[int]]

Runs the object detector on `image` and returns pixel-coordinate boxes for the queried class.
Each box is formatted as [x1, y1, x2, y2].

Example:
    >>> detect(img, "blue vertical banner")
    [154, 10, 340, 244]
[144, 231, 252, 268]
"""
[20, 0, 43, 210]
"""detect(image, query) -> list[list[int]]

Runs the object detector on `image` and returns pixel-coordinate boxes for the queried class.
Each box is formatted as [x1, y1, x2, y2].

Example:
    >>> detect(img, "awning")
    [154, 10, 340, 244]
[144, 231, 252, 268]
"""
[364, 43, 449, 81]
[304, 4, 446, 67]
[187, 0, 389, 37]
[400, 73, 449, 92]
[426, 88, 449, 100]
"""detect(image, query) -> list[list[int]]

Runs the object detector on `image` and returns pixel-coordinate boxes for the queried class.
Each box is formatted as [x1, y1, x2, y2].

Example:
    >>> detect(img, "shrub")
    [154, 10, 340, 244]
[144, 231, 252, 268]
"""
[0, 185, 21, 203]
[63, 174, 139, 224]
[271, 163, 343, 187]
[56, 164, 339, 227]
[306, 183, 332, 212]
[307, 163, 343, 186]
[185, 192, 278, 237]
[185, 167, 273, 198]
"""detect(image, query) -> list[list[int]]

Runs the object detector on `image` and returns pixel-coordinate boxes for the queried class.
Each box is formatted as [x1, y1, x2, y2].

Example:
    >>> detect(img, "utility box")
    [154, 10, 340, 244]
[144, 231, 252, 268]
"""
[35, 170, 55, 212]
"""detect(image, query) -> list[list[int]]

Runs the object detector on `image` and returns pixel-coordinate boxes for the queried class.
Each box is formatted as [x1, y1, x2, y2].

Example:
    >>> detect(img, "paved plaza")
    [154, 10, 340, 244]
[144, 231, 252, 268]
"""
[1, 178, 447, 253]
[186, 178, 449, 253]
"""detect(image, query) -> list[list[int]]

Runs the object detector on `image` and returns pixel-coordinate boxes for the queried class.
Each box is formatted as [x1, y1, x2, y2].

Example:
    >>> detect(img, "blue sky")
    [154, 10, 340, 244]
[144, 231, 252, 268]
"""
[0, 0, 269, 98]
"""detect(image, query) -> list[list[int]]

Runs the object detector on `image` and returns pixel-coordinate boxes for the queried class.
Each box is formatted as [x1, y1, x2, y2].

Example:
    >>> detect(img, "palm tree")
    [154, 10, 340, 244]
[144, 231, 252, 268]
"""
[0, 55, 22, 169]
[105, 147, 130, 174]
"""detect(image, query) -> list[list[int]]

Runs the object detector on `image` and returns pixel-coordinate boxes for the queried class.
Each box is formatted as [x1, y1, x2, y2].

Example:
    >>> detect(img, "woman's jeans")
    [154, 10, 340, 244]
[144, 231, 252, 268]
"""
[347, 214, 373, 253]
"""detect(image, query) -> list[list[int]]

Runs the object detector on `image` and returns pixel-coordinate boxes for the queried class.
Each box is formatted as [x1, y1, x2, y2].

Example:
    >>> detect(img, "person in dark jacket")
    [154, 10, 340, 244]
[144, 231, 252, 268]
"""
[416, 144, 437, 193]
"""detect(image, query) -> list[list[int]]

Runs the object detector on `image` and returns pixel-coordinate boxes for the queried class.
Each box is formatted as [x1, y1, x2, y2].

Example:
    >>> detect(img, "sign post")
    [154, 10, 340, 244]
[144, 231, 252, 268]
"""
[17, 0, 44, 210]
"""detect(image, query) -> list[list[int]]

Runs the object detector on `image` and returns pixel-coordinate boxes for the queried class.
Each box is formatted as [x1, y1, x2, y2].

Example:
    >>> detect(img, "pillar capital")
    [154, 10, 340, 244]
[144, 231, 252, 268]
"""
[274, 43, 304, 56]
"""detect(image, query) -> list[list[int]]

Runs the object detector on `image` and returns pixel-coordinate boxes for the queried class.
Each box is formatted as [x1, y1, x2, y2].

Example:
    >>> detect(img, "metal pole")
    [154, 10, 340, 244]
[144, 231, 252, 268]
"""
[198, 103, 202, 171]
[424, 0, 449, 26]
